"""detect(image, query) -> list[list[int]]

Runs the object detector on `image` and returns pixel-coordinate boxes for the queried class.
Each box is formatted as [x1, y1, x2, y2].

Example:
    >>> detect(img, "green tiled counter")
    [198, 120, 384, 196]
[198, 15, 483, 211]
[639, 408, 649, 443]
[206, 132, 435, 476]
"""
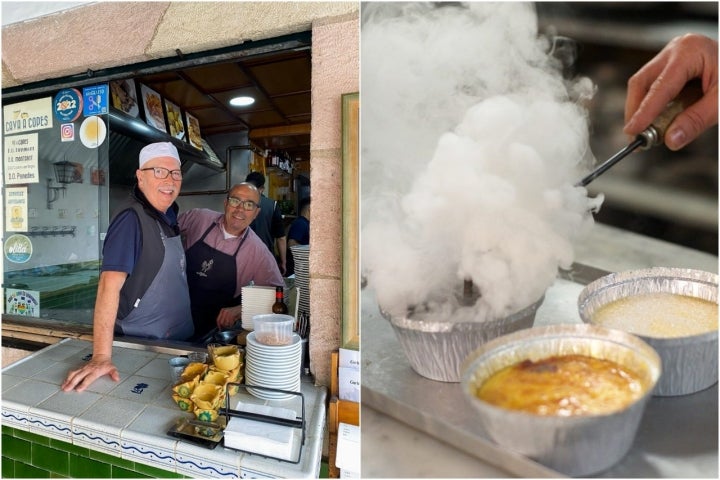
[2, 425, 186, 478]
[2, 338, 327, 478]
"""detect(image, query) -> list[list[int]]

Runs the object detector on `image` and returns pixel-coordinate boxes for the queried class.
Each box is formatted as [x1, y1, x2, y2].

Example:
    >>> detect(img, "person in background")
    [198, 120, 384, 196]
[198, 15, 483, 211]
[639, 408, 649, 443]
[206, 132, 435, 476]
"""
[286, 197, 310, 277]
[624, 33, 717, 151]
[179, 182, 283, 340]
[245, 171, 287, 275]
[62, 142, 194, 392]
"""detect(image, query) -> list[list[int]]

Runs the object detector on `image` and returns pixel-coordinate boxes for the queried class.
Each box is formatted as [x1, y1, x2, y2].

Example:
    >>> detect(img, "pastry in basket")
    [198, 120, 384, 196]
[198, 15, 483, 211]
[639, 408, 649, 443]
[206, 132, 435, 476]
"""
[181, 361, 209, 380]
[172, 394, 194, 412]
[191, 383, 223, 410]
[172, 376, 199, 398]
[211, 345, 241, 371]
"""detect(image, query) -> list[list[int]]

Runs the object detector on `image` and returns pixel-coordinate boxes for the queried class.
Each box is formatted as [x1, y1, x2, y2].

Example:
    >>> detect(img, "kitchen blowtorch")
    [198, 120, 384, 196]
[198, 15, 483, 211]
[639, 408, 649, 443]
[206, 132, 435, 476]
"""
[576, 80, 704, 187]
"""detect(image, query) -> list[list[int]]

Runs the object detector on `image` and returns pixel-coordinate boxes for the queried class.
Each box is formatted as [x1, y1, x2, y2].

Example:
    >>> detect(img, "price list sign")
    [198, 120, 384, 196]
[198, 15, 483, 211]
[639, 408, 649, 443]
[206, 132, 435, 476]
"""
[4, 133, 39, 185]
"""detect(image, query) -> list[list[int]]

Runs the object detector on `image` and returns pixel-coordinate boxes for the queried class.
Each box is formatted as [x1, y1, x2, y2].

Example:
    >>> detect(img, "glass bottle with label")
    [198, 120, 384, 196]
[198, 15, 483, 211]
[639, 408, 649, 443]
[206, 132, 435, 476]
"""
[272, 286, 288, 314]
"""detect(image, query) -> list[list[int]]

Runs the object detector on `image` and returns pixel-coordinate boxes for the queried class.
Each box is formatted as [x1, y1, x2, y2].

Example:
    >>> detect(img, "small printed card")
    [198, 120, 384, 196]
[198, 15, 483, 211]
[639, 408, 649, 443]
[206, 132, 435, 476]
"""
[336, 422, 360, 476]
[338, 366, 360, 402]
[339, 348, 360, 370]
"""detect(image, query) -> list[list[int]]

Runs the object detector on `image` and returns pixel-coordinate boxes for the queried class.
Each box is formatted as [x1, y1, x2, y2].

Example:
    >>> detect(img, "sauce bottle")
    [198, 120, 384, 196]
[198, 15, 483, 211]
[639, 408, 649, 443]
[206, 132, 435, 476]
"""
[272, 286, 288, 314]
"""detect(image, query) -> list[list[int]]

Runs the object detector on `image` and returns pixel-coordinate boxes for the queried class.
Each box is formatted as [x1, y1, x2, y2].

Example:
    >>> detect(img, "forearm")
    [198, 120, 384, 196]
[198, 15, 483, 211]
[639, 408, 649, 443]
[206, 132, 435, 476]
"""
[92, 271, 126, 358]
[276, 236, 287, 264]
[62, 270, 125, 392]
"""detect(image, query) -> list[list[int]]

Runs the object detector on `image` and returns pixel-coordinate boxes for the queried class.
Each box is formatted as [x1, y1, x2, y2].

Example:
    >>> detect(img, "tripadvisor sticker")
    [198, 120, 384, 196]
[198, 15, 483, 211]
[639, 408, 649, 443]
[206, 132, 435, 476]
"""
[53, 88, 83, 123]
[4, 234, 32, 263]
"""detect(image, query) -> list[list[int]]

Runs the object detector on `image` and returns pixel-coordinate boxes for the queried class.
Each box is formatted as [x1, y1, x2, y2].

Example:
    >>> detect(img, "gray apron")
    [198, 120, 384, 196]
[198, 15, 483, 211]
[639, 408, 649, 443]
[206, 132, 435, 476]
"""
[115, 226, 194, 340]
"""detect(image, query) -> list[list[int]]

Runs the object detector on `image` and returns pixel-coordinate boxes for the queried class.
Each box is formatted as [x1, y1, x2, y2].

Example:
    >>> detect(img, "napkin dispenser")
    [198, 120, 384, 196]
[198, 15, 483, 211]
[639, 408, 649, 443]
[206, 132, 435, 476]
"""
[219, 382, 306, 464]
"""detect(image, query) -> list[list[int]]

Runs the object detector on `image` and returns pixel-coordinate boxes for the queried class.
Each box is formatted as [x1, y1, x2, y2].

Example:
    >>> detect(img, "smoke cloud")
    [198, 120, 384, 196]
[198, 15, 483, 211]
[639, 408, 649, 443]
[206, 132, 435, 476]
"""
[361, 2, 603, 320]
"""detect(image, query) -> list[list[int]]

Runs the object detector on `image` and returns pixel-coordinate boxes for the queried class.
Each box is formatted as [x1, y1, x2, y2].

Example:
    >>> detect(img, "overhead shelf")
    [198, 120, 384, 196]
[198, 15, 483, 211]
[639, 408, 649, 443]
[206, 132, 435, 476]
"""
[108, 107, 225, 171]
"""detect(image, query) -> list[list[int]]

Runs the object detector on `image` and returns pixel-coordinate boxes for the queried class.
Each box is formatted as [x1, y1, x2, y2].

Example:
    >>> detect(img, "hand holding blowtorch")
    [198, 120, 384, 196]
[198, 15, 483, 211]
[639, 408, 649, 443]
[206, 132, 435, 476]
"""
[577, 79, 706, 188]
[624, 34, 718, 151]
[578, 33, 716, 188]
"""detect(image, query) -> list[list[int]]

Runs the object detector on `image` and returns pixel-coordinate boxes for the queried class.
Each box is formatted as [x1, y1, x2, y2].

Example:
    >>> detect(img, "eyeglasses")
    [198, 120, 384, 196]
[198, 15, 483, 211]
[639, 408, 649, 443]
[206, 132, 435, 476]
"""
[227, 196, 259, 211]
[140, 167, 182, 181]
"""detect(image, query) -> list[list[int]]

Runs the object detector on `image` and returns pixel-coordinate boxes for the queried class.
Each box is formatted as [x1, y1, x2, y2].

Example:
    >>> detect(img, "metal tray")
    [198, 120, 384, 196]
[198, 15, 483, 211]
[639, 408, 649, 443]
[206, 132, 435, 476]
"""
[167, 416, 226, 449]
[361, 263, 719, 478]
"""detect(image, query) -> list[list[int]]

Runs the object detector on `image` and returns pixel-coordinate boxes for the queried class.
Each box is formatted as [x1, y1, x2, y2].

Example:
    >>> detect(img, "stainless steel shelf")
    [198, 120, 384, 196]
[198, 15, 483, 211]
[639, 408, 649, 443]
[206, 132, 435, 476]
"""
[589, 175, 718, 230]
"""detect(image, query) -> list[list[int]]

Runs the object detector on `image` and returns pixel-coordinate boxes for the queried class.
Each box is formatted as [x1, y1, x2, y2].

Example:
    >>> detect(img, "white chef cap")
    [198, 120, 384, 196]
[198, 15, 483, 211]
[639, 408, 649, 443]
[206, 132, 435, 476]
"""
[139, 142, 181, 168]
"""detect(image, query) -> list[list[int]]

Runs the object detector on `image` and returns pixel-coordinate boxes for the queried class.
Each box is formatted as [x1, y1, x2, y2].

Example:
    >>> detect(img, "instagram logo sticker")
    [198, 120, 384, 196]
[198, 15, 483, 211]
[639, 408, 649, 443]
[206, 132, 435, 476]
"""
[61, 123, 75, 142]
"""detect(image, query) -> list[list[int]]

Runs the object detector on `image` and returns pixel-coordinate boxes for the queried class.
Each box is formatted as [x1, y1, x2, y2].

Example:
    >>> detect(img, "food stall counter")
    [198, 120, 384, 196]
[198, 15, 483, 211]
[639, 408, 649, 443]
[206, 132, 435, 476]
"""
[2, 339, 326, 478]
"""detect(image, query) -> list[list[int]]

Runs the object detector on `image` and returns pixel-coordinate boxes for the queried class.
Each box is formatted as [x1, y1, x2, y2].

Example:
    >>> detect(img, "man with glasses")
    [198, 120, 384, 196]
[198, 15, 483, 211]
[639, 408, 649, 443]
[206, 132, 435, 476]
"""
[179, 182, 283, 340]
[63, 142, 194, 392]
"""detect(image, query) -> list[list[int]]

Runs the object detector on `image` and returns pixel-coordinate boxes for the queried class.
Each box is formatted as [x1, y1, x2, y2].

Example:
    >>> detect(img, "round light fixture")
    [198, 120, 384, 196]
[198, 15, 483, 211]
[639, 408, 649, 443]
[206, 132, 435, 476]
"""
[230, 96, 255, 107]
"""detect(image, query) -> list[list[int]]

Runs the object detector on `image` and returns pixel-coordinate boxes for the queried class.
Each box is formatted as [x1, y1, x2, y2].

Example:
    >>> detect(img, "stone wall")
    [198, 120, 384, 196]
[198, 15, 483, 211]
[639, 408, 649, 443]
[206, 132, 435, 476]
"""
[309, 15, 360, 386]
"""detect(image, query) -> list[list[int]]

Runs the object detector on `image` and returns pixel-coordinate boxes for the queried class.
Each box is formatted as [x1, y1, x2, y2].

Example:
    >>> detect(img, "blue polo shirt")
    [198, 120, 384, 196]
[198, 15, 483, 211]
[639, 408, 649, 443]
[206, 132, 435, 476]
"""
[102, 208, 178, 274]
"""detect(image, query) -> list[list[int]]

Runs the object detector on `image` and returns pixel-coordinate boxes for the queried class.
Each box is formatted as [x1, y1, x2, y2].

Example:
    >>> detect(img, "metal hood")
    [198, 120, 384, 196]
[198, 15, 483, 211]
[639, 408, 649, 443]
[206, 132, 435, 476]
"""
[108, 108, 224, 186]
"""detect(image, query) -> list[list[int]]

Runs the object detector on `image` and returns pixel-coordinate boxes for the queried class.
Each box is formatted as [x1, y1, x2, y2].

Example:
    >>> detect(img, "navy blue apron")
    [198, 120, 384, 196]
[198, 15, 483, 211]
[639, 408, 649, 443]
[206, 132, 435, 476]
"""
[186, 223, 247, 339]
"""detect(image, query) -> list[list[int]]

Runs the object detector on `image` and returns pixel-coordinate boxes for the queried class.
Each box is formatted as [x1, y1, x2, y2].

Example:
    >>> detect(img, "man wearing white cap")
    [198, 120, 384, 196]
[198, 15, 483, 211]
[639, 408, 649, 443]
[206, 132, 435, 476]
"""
[63, 142, 194, 392]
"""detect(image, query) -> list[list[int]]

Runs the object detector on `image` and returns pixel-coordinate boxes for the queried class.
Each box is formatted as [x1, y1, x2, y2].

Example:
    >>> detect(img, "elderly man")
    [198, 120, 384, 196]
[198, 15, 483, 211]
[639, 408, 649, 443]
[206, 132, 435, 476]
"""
[63, 142, 193, 392]
[179, 182, 283, 340]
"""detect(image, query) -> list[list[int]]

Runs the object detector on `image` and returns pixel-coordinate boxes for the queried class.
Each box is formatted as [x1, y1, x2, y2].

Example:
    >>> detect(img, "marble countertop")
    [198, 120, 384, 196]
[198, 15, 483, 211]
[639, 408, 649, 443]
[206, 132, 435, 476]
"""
[361, 223, 718, 478]
[1, 339, 326, 478]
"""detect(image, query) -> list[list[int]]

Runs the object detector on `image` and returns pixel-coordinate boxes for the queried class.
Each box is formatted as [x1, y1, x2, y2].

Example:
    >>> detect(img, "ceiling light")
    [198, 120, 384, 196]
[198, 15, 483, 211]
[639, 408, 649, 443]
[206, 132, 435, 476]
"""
[230, 96, 255, 107]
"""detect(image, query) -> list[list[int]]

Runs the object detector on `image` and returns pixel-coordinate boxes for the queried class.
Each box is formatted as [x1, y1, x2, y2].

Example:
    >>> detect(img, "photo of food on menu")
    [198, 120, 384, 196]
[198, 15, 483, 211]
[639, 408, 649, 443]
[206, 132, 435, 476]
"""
[140, 83, 166, 133]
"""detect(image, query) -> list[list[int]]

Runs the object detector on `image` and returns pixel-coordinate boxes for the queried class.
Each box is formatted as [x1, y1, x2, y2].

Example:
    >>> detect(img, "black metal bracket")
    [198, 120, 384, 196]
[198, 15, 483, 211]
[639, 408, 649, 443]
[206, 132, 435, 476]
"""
[219, 382, 306, 464]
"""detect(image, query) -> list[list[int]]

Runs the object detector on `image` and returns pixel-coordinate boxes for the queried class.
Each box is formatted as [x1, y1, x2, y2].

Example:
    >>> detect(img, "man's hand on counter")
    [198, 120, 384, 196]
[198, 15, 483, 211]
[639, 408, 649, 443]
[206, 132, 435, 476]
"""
[61, 354, 120, 392]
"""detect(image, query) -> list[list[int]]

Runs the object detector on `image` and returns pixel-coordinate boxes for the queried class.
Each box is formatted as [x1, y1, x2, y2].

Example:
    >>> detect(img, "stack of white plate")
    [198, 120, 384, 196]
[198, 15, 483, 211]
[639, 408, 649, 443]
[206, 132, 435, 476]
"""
[290, 245, 310, 316]
[240, 286, 276, 330]
[245, 332, 302, 400]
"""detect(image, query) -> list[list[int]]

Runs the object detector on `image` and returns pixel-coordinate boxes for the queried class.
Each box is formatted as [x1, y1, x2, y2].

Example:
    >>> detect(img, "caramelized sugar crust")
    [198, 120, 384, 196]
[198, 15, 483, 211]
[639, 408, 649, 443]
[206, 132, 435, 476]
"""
[476, 354, 645, 416]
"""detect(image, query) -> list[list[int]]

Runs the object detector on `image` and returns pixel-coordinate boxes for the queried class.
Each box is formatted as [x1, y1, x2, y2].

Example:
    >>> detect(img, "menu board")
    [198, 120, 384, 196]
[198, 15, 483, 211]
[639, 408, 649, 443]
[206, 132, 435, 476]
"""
[185, 112, 202, 150]
[110, 80, 139, 117]
[140, 84, 166, 133]
[165, 99, 186, 141]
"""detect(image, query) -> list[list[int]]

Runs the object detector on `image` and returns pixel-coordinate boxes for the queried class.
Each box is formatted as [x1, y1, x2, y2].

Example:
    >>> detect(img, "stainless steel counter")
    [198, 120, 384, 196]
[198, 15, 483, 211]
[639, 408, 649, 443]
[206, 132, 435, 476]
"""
[361, 223, 718, 478]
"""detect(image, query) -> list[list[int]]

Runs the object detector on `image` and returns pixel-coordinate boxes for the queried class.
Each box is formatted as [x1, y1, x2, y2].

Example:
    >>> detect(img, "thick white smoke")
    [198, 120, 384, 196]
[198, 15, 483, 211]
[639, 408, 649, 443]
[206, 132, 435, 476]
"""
[362, 2, 603, 320]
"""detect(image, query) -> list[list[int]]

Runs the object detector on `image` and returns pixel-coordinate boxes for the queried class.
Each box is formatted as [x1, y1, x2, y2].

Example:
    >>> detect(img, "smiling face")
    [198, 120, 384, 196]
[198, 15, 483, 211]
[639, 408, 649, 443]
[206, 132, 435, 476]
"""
[223, 183, 261, 236]
[136, 155, 181, 212]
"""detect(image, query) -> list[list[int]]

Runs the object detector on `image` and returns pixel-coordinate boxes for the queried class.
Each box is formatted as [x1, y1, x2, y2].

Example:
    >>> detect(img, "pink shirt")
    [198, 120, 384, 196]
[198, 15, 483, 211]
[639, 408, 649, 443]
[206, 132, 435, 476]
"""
[178, 208, 283, 298]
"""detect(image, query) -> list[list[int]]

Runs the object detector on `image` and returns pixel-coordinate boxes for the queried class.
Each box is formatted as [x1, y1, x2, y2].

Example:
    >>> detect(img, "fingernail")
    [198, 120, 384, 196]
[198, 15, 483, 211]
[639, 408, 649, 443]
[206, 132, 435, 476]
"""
[667, 128, 687, 150]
